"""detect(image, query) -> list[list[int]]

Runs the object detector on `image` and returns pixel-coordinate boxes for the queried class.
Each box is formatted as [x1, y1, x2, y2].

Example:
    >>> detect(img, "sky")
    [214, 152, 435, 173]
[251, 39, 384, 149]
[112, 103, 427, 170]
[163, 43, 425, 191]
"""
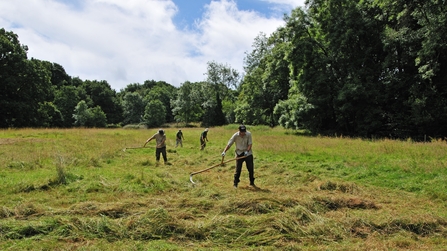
[0, 0, 306, 91]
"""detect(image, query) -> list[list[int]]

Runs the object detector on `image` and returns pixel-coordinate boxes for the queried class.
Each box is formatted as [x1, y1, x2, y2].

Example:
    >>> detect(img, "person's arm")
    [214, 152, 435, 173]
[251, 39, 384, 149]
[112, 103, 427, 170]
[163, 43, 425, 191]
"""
[144, 135, 154, 147]
[222, 135, 235, 156]
[245, 133, 253, 154]
[222, 144, 229, 156]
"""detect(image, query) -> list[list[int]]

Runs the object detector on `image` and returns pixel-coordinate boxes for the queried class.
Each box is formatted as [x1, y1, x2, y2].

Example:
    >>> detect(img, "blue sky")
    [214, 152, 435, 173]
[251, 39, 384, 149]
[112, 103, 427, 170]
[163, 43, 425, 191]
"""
[0, 0, 305, 90]
[174, 0, 274, 29]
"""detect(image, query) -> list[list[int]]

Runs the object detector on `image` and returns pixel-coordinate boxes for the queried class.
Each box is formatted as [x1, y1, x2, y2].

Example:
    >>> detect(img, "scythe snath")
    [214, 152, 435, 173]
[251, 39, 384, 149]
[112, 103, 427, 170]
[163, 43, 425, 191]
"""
[189, 156, 247, 184]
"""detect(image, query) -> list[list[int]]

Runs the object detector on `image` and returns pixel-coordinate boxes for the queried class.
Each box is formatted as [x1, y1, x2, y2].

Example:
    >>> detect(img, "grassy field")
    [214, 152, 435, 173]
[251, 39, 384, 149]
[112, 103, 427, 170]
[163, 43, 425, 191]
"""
[1, 125, 447, 250]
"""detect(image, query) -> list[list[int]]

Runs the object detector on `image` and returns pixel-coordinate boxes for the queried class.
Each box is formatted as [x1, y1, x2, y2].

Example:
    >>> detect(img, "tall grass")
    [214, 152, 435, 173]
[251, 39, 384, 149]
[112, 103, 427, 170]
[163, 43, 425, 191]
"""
[1, 127, 447, 250]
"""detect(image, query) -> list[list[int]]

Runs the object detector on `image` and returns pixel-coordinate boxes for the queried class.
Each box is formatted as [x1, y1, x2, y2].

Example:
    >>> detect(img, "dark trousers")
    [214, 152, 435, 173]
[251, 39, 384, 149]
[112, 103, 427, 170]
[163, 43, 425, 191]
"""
[234, 154, 255, 186]
[156, 147, 167, 162]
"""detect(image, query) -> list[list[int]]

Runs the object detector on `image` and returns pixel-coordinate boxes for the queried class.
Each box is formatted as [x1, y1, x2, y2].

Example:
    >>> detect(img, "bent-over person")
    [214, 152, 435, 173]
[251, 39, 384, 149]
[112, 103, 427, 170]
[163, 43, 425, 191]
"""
[144, 129, 168, 164]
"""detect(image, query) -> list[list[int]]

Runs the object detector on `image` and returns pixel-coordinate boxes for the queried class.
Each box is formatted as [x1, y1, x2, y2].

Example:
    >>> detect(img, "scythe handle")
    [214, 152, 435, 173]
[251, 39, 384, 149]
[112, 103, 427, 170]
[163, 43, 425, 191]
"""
[189, 155, 247, 184]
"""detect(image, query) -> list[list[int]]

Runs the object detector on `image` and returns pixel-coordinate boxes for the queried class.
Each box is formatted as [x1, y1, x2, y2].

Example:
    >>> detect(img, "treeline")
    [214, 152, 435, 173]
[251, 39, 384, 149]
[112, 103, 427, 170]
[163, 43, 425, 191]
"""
[1, 0, 447, 140]
[0, 27, 242, 129]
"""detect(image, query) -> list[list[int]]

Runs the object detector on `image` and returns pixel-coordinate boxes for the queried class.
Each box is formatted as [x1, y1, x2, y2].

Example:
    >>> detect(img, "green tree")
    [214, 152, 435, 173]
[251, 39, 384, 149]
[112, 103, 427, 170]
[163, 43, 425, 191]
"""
[73, 100, 91, 127]
[0, 28, 28, 127]
[51, 63, 71, 87]
[73, 100, 107, 127]
[118, 80, 177, 126]
[238, 31, 291, 126]
[143, 100, 166, 128]
[81, 80, 123, 125]
[88, 106, 107, 127]
[280, 1, 389, 136]
[143, 81, 177, 123]
[202, 61, 240, 126]
[0, 29, 53, 127]
[122, 92, 145, 125]
[389, 0, 447, 138]
[274, 86, 312, 130]
[236, 33, 271, 125]
[54, 85, 80, 127]
[171, 81, 204, 124]
[38, 101, 64, 128]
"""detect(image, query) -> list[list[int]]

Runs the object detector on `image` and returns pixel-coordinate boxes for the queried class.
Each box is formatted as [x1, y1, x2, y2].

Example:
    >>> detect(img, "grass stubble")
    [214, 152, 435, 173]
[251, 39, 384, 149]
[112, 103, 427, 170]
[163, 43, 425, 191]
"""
[0, 126, 446, 250]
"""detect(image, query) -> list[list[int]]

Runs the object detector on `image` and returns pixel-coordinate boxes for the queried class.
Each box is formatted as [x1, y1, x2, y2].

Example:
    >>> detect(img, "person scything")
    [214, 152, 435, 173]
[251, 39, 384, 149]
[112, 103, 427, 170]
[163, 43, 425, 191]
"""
[221, 125, 255, 188]
[144, 129, 168, 164]
[200, 128, 209, 150]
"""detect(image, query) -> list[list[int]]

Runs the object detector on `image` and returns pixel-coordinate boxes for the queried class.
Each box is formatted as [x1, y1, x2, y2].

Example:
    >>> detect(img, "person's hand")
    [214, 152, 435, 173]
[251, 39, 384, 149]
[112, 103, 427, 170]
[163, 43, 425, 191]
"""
[244, 151, 249, 156]
[221, 151, 226, 157]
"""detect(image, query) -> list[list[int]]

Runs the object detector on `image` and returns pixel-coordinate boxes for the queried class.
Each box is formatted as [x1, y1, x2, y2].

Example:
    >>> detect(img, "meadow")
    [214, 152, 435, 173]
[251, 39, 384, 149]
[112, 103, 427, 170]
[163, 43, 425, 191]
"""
[0, 125, 447, 250]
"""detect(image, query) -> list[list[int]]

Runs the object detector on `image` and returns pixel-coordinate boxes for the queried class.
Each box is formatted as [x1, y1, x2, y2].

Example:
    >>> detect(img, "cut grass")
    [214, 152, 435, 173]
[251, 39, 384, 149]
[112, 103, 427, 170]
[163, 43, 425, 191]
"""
[1, 127, 447, 250]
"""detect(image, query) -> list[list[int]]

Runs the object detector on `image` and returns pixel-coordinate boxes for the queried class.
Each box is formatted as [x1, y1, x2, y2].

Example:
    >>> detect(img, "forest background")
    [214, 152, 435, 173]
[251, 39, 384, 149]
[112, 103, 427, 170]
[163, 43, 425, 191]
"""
[1, 0, 447, 140]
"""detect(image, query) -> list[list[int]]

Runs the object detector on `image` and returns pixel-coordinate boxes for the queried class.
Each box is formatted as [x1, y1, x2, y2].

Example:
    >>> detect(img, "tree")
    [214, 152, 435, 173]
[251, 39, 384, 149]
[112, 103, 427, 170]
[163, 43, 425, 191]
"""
[122, 92, 145, 125]
[236, 33, 271, 125]
[143, 82, 177, 123]
[73, 100, 90, 127]
[171, 81, 204, 124]
[0, 28, 28, 123]
[279, 1, 390, 136]
[274, 85, 312, 130]
[143, 100, 166, 128]
[38, 101, 64, 128]
[0, 29, 53, 127]
[54, 85, 80, 127]
[51, 63, 71, 87]
[73, 100, 107, 127]
[237, 31, 290, 126]
[81, 80, 123, 125]
[392, 0, 447, 138]
[89, 106, 107, 128]
[202, 61, 240, 126]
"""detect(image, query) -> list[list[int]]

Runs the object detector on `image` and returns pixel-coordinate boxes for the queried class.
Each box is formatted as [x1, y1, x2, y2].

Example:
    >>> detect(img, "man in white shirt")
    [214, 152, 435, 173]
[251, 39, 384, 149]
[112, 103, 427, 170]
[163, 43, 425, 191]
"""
[221, 125, 255, 188]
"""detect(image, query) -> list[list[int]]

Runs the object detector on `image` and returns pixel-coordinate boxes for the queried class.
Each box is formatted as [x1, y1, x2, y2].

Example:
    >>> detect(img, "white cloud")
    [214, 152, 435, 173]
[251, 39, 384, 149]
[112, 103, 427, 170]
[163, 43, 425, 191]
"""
[0, 0, 295, 90]
[195, 0, 284, 67]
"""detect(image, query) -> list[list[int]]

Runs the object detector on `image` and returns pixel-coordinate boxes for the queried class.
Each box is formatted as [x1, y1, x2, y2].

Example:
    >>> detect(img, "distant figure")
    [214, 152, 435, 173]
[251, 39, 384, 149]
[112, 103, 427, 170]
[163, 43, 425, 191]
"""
[200, 128, 209, 150]
[144, 129, 168, 164]
[176, 129, 184, 148]
[221, 125, 255, 188]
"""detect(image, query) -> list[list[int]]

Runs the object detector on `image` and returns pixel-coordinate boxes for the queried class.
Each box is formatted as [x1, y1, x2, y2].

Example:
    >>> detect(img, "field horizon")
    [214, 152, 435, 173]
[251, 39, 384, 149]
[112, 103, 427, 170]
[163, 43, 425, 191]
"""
[1, 126, 447, 250]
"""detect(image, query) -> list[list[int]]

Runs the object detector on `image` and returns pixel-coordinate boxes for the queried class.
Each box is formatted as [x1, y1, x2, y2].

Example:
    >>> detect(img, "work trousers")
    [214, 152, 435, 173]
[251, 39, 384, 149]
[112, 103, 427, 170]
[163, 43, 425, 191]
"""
[200, 139, 206, 150]
[155, 146, 167, 162]
[176, 138, 183, 147]
[234, 154, 255, 186]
